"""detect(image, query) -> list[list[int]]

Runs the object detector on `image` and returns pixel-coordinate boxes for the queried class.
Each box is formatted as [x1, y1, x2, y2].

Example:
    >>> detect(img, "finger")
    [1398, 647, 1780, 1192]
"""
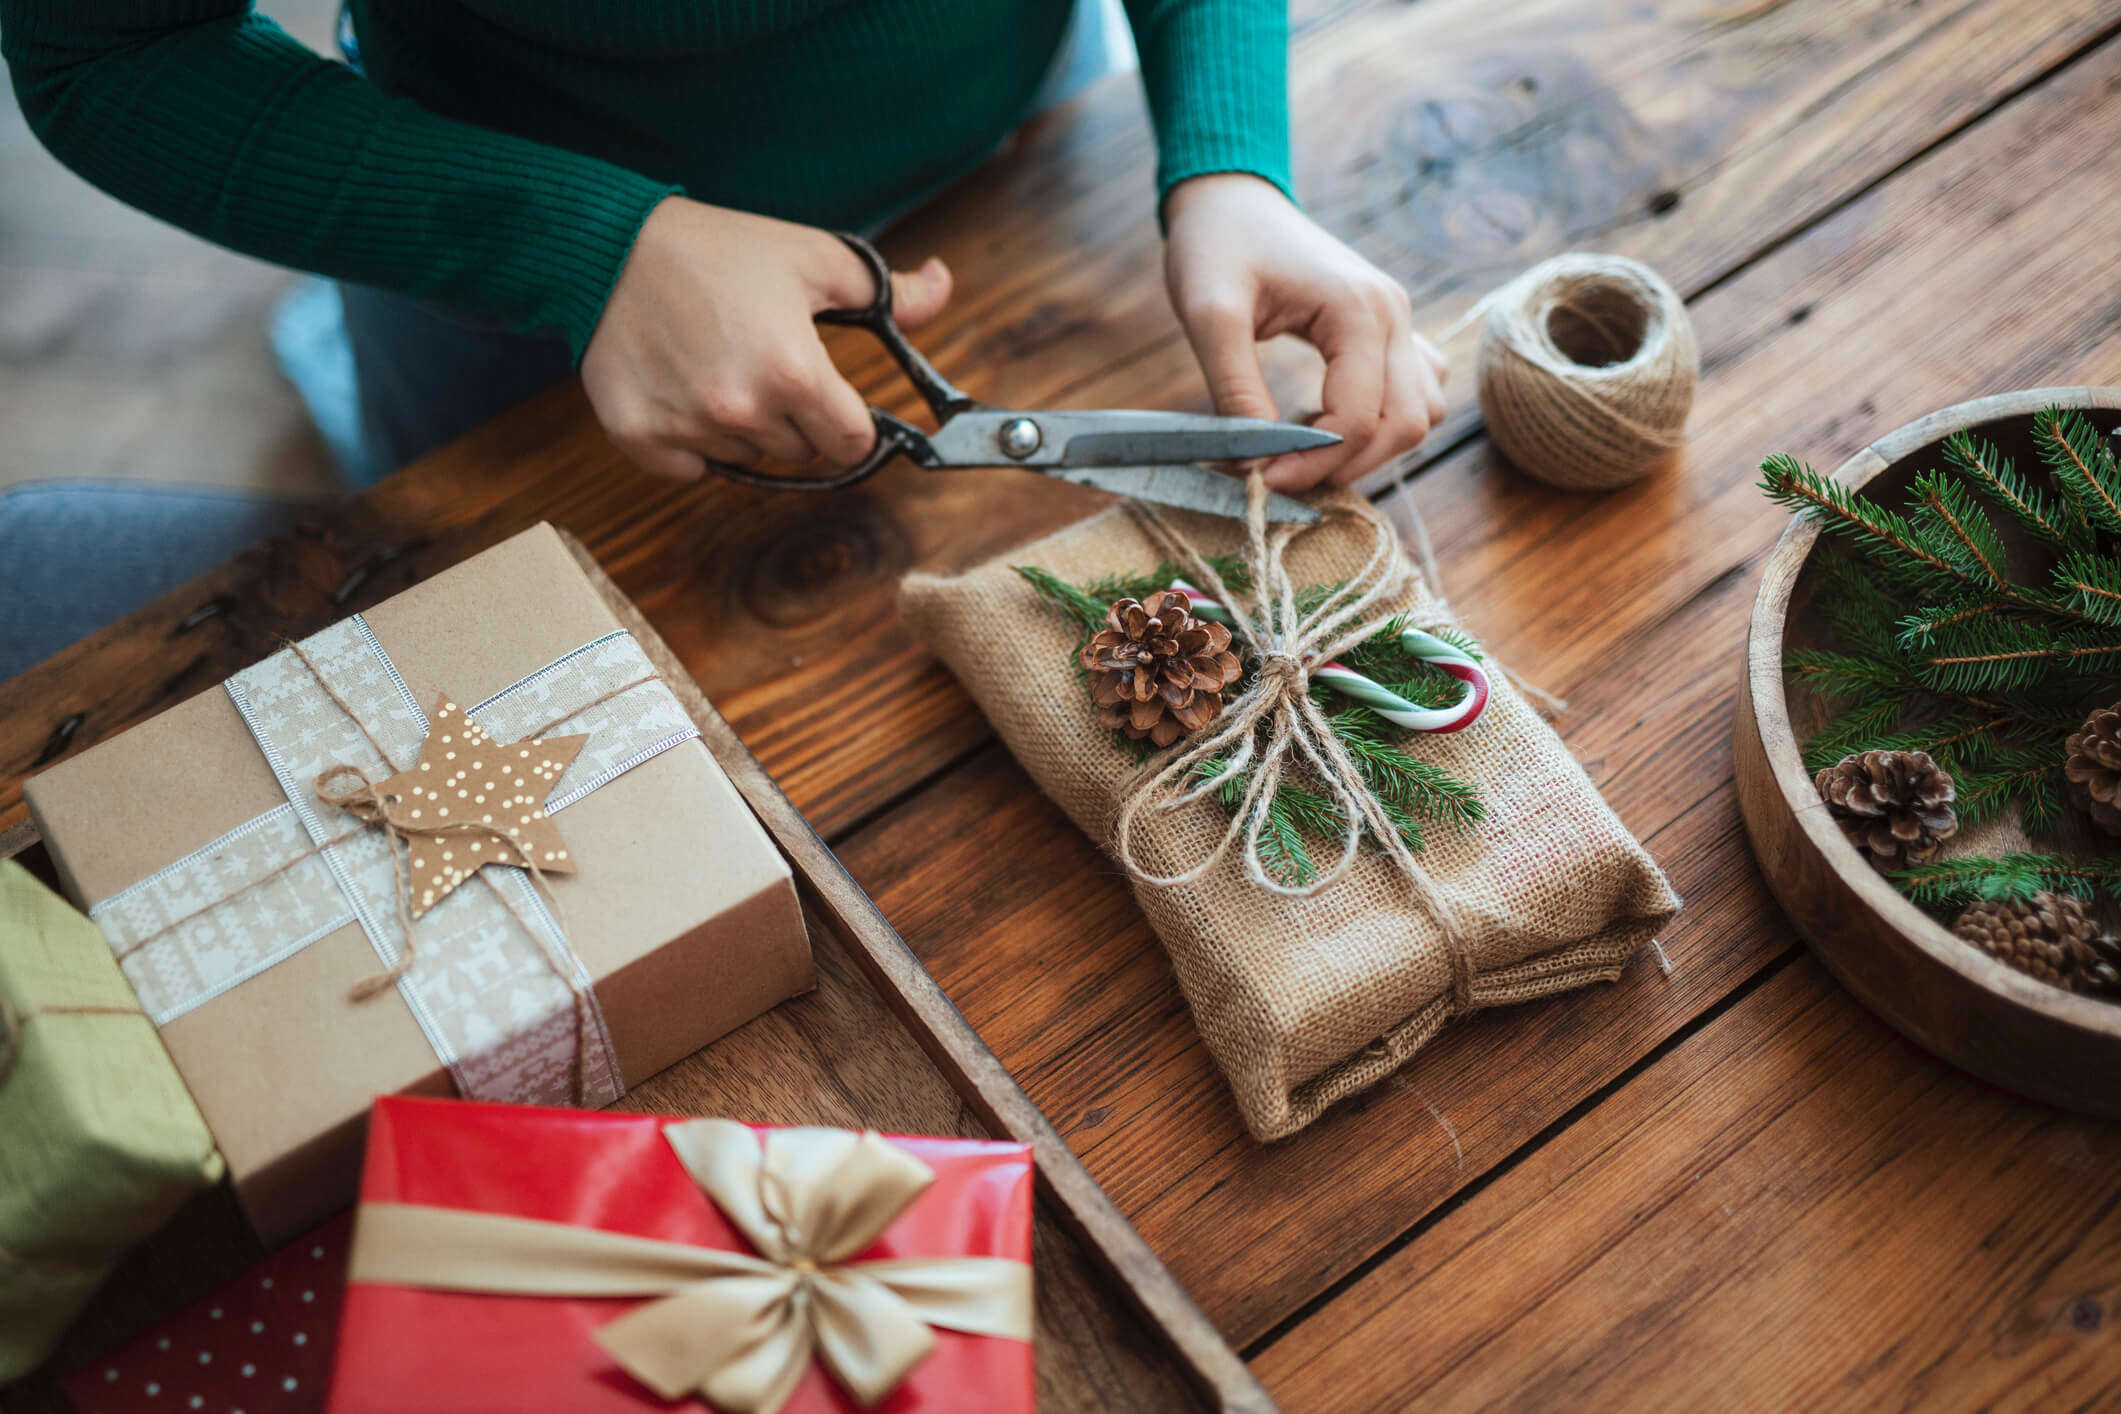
[805, 230, 882, 311]
[1414, 331, 1450, 387]
[747, 414, 819, 467]
[1262, 301, 1384, 491]
[693, 429, 767, 471]
[619, 440, 707, 482]
[1422, 353, 1448, 428]
[1179, 295, 1280, 423]
[891, 257, 954, 330]
[1331, 324, 1433, 487]
[791, 364, 881, 469]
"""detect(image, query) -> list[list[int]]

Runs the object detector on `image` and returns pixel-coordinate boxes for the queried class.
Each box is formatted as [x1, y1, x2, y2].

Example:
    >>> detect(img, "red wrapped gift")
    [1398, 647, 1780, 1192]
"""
[325, 1097, 1034, 1414]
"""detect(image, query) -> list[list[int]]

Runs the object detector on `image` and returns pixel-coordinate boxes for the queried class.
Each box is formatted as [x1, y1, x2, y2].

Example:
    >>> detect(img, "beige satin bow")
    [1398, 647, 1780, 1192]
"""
[346, 1119, 1031, 1414]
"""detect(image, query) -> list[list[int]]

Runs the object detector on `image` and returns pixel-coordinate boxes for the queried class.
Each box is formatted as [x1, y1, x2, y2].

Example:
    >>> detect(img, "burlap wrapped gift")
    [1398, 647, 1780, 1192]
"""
[899, 493, 1681, 1139]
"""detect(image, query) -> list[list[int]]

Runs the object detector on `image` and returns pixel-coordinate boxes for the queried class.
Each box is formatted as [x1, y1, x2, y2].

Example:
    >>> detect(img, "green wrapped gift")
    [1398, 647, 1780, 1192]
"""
[0, 859, 222, 1381]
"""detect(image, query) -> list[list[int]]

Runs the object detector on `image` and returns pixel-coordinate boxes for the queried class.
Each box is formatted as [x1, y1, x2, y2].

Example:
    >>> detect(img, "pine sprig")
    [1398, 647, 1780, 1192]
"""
[2053, 550, 2121, 625]
[1025, 562, 1483, 887]
[1016, 556, 1253, 631]
[1952, 748, 2065, 832]
[1015, 565, 1112, 631]
[1763, 407, 2121, 903]
[1943, 429, 2086, 550]
[2037, 407, 2121, 536]
[1893, 853, 2121, 908]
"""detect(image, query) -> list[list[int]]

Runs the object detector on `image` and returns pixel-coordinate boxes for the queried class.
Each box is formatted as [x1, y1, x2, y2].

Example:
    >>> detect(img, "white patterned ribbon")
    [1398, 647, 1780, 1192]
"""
[88, 622, 701, 1109]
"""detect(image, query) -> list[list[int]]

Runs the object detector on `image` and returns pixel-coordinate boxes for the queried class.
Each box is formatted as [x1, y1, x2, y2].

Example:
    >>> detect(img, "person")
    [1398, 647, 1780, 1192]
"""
[0, 0, 1447, 674]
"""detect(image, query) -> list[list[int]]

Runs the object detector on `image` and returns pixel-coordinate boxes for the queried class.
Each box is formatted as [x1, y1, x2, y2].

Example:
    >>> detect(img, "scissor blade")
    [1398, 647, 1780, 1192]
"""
[1049, 465, 1320, 525]
[1060, 417, 1341, 467]
[921, 409, 1339, 471]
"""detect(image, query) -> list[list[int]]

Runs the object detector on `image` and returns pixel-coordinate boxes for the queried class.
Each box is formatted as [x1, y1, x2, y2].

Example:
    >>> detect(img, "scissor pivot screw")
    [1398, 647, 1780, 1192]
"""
[997, 417, 1043, 459]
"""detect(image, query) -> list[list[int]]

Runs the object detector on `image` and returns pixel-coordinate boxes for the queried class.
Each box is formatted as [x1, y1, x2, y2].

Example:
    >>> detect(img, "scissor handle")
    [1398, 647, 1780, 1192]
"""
[699, 232, 973, 492]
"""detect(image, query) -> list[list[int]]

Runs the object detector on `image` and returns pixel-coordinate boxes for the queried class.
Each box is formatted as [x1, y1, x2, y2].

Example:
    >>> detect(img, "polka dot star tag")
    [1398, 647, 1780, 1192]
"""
[367, 697, 588, 917]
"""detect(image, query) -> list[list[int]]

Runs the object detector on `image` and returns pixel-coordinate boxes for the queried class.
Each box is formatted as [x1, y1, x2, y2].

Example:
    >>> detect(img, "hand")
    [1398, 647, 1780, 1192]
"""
[1162, 173, 1448, 491]
[581, 197, 953, 481]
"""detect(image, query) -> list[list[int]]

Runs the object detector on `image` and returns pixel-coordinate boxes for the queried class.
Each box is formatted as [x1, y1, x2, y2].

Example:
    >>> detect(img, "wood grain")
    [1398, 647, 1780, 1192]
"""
[835, 30, 2121, 1355]
[2, 2, 2118, 1408]
[1252, 954, 2121, 1412]
[2, 0, 2112, 847]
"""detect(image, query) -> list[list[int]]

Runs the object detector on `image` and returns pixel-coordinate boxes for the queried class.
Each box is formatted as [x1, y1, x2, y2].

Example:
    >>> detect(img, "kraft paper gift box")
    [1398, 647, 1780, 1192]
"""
[326, 1097, 1036, 1414]
[0, 861, 223, 1381]
[24, 523, 815, 1243]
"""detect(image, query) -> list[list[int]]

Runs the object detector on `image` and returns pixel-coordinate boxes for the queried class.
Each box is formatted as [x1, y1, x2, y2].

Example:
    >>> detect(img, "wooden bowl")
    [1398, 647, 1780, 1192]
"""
[1734, 386, 2121, 1116]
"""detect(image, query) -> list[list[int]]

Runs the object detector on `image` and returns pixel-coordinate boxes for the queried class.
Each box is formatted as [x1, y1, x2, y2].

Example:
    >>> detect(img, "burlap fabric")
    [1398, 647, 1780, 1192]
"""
[899, 493, 1681, 1139]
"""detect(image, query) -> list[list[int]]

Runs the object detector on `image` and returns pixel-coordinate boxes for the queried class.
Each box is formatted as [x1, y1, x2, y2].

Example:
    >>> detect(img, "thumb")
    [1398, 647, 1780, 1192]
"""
[891, 257, 954, 329]
[1181, 298, 1278, 422]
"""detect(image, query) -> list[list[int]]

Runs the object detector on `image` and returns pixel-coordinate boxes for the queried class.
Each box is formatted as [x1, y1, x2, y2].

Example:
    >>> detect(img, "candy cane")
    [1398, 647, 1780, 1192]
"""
[1170, 580, 1489, 734]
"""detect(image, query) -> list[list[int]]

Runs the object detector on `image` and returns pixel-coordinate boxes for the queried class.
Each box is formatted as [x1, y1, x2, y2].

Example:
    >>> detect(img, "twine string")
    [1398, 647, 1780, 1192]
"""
[1453, 253, 1697, 492]
[106, 669, 664, 968]
[1113, 475, 1477, 1007]
[105, 639, 665, 1107]
[0, 994, 148, 1091]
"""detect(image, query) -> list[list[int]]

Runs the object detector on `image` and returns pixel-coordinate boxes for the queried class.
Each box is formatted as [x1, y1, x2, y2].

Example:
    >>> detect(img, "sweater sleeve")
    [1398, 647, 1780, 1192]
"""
[1, 0, 678, 360]
[1120, 0, 1292, 203]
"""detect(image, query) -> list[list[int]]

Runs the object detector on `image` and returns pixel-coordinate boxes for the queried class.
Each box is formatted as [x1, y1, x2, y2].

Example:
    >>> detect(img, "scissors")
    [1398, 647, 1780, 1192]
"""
[699, 232, 1331, 525]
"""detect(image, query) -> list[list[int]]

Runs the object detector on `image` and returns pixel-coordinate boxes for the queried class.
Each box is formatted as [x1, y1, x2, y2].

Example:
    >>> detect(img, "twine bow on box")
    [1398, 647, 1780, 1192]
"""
[347, 1120, 1033, 1414]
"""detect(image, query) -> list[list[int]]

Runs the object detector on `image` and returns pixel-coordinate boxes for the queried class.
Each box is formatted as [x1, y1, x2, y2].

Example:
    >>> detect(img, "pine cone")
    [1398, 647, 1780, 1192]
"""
[2065, 703, 2121, 836]
[1814, 749, 1958, 864]
[1952, 892, 2102, 991]
[1082, 588, 1243, 748]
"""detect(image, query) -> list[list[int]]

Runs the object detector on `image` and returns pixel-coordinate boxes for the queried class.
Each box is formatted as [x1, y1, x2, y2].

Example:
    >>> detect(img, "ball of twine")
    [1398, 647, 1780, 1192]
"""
[1471, 252, 1697, 491]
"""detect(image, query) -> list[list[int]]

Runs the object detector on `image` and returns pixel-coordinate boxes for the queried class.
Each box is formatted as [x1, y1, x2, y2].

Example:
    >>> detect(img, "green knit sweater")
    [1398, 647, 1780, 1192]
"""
[2, 1, 1288, 360]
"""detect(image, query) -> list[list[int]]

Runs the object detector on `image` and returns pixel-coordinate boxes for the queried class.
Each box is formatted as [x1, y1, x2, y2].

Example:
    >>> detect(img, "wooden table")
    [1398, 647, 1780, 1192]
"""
[7, 1, 2121, 1406]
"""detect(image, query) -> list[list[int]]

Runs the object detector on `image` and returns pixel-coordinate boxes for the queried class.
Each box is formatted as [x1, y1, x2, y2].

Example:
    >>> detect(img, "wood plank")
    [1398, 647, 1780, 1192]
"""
[831, 31, 2121, 1346]
[1, 0, 2107, 852]
[1252, 954, 2121, 1411]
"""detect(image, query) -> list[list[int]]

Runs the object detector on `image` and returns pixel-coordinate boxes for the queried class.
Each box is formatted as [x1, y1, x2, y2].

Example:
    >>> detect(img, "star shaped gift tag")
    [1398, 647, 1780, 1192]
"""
[369, 697, 589, 917]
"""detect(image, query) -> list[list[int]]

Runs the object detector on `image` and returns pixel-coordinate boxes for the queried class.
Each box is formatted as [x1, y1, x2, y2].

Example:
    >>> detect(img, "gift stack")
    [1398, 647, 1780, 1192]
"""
[8, 524, 821, 1384]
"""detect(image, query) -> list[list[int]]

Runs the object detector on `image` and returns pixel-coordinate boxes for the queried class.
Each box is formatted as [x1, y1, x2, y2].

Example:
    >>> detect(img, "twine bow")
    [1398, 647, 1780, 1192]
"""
[347, 1120, 1033, 1414]
[1114, 473, 1479, 1004]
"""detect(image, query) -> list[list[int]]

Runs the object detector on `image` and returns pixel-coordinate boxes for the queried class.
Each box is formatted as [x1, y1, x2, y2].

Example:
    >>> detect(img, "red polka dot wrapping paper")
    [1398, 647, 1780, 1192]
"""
[61, 1214, 350, 1414]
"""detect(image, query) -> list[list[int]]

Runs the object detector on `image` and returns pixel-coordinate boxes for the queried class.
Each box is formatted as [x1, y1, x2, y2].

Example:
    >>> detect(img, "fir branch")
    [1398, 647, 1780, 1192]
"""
[1015, 565, 1112, 631]
[1254, 793, 1319, 887]
[2037, 407, 2121, 536]
[1760, 455, 1968, 598]
[1768, 452, 2105, 627]
[1896, 597, 2013, 646]
[1333, 706, 1487, 824]
[1798, 697, 1908, 774]
[1785, 649, 1902, 704]
[1892, 853, 2121, 908]
[1943, 428, 2085, 549]
[1913, 621, 2121, 694]
[1086, 555, 1252, 610]
[1773, 411, 2121, 872]
[1952, 749, 2064, 832]
[1908, 470, 2013, 594]
[2052, 550, 2121, 626]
